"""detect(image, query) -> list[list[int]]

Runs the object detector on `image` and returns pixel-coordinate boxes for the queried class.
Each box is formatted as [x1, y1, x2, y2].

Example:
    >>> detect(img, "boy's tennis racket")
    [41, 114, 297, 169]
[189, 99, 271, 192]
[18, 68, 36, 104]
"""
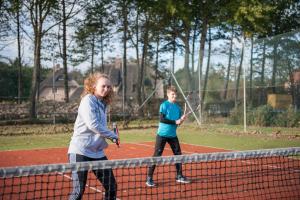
[113, 122, 120, 148]
[185, 104, 201, 116]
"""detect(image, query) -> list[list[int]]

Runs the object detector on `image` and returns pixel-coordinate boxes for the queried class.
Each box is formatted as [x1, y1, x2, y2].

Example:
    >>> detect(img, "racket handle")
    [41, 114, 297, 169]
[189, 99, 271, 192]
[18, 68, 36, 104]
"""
[113, 122, 116, 132]
[111, 138, 118, 143]
[112, 122, 120, 147]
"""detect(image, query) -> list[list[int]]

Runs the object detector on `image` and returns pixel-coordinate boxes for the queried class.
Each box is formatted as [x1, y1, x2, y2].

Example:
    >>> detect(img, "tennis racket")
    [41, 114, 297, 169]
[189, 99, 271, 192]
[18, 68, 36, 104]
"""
[185, 104, 201, 116]
[112, 122, 120, 148]
[183, 93, 191, 115]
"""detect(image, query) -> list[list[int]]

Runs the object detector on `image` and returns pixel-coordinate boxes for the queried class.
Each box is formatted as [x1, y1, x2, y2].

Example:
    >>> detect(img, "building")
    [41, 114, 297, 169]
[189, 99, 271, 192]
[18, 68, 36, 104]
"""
[39, 64, 81, 102]
[102, 58, 164, 99]
[39, 59, 164, 102]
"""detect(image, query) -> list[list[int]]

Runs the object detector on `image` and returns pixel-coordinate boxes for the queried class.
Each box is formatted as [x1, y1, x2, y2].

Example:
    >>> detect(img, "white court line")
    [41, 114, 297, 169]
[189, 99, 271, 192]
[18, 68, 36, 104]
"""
[180, 142, 235, 151]
[133, 143, 299, 172]
[58, 172, 121, 200]
[133, 142, 196, 154]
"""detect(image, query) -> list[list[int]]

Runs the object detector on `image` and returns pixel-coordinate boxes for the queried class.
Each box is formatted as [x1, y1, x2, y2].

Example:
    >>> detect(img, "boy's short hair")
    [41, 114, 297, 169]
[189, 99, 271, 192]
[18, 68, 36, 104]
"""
[167, 86, 177, 93]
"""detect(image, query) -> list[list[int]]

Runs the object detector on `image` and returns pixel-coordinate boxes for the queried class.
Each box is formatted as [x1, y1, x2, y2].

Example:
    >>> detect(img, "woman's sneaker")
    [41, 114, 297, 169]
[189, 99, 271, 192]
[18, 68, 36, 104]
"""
[176, 175, 190, 183]
[146, 177, 156, 187]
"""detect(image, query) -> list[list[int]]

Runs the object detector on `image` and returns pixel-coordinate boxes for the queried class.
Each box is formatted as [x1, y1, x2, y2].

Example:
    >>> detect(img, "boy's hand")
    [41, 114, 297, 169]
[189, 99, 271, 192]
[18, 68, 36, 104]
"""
[175, 119, 182, 125]
[176, 115, 186, 125]
[181, 114, 187, 121]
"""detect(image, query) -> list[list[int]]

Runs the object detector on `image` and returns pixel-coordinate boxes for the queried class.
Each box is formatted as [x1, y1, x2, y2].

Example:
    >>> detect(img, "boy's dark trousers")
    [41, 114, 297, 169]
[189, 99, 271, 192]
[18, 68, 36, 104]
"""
[147, 135, 183, 178]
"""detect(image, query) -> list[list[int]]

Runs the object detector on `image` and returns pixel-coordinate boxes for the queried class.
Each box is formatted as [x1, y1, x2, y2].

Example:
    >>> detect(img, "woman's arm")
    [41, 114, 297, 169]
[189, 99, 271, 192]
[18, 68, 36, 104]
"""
[80, 95, 117, 139]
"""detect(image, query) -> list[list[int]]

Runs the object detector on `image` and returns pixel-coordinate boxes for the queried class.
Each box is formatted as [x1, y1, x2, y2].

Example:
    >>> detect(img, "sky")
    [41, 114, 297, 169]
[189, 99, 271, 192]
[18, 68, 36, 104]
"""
[0, 27, 254, 79]
[0, 35, 185, 74]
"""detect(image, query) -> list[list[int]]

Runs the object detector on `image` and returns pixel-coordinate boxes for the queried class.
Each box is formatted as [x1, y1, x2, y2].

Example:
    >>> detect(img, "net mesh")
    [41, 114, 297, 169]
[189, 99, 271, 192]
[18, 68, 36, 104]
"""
[1, 147, 300, 200]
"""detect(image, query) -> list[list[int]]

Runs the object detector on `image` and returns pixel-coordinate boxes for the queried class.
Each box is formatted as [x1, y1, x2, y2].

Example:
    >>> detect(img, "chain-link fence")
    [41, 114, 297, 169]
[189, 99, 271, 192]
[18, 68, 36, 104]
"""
[172, 30, 300, 127]
[0, 30, 299, 128]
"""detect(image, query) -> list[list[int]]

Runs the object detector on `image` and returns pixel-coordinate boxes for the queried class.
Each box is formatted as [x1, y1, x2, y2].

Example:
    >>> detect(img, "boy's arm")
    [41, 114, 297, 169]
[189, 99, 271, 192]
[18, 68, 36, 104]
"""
[160, 113, 183, 125]
[159, 113, 176, 124]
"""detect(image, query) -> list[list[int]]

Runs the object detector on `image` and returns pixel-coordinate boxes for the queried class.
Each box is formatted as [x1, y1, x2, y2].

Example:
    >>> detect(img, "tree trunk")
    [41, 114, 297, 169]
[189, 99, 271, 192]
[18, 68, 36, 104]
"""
[122, 0, 128, 120]
[62, 0, 69, 103]
[197, 16, 208, 115]
[223, 26, 234, 100]
[183, 27, 191, 91]
[287, 60, 295, 107]
[101, 33, 104, 72]
[29, 31, 42, 119]
[170, 34, 176, 86]
[191, 22, 197, 90]
[259, 40, 266, 105]
[27, 0, 55, 119]
[271, 43, 278, 94]
[16, 1, 22, 104]
[91, 34, 95, 73]
[100, 19, 104, 72]
[154, 36, 159, 91]
[201, 26, 211, 106]
[249, 36, 253, 104]
[138, 15, 149, 117]
[135, 10, 141, 106]
[197, 17, 208, 93]
[235, 37, 244, 108]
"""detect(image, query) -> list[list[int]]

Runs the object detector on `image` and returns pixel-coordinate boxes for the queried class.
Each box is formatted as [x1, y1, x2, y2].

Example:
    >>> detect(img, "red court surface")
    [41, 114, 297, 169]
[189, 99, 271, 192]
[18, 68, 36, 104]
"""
[1, 143, 299, 200]
[0, 142, 228, 167]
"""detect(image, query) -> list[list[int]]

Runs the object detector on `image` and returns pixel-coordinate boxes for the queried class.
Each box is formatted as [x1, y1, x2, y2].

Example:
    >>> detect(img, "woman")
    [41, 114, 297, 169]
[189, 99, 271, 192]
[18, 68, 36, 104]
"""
[68, 73, 118, 200]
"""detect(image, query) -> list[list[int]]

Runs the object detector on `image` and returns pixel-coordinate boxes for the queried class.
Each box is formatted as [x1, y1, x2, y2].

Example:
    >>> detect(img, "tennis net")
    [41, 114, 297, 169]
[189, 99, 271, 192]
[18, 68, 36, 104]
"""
[1, 147, 300, 199]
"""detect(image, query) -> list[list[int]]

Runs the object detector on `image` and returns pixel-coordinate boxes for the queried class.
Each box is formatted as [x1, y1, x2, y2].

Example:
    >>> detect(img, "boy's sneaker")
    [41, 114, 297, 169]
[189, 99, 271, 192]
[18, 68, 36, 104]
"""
[146, 177, 156, 187]
[176, 175, 191, 183]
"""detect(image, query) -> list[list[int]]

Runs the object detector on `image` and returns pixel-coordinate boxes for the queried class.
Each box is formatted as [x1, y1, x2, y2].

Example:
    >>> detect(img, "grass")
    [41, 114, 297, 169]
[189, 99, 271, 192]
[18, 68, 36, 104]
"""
[177, 123, 300, 150]
[0, 122, 299, 151]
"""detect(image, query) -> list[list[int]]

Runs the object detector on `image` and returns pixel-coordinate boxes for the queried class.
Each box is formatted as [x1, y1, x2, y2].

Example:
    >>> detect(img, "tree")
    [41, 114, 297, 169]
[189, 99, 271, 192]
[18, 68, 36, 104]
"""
[0, 1, 12, 51]
[267, 0, 300, 93]
[0, 60, 51, 100]
[24, 0, 59, 119]
[73, 0, 113, 73]
[222, 24, 236, 100]
[201, 26, 211, 105]
[7, 0, 24, 103]
[120, 0, 129, 119]
[1, 0, 26, 103]
[164, 0, 194, 91]
[231, 0, 275, 106]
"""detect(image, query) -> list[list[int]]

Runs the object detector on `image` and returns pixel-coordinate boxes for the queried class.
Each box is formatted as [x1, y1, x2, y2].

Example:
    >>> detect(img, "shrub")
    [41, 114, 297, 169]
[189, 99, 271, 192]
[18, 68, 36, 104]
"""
[228, 104, 300, 127]
[252, 105, 275, 126]
[273, 112, 287, 127]
[286, 106, 300, 127]
[227, 106, 243, 125]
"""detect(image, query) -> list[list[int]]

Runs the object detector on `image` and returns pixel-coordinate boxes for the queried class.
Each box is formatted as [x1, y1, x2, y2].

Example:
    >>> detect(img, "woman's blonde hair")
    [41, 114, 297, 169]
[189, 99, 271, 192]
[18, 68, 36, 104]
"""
[81, 72, 114, 105]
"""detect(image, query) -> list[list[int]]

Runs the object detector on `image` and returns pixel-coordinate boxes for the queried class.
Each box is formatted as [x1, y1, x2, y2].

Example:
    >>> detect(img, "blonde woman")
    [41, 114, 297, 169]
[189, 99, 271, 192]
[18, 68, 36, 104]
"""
[68, 73, 118, 200]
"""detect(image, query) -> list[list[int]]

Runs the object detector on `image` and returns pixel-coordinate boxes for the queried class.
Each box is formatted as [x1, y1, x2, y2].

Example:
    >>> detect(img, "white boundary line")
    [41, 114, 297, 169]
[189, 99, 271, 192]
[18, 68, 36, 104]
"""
[133, 142, 196, 154]
[58, 172, 121, 200]
[180, 142, 235, 151]
[133, 142, 299, 172]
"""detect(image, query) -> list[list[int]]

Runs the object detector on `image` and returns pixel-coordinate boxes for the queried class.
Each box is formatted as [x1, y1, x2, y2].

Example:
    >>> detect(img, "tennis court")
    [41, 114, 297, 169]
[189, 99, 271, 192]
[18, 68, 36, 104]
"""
[1, 143, 300, 199]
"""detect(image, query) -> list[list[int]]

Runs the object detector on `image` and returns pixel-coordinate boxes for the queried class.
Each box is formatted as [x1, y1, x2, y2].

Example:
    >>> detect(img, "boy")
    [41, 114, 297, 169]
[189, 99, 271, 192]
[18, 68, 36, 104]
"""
[146, 86, 190, 187]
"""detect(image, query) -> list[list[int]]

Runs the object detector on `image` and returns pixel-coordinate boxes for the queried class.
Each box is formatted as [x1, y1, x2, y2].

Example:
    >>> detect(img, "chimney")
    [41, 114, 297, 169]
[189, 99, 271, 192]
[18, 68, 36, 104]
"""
[114, 58, 122, 69]
[54, 64, 61, 72]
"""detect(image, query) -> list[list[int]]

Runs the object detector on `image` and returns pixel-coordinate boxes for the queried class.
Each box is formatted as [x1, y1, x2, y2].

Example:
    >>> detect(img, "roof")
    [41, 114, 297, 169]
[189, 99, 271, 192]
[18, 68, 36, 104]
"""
[109, 68, 122, 86]
[69, 86, 84, 102]
[39, 69, 79, 92]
